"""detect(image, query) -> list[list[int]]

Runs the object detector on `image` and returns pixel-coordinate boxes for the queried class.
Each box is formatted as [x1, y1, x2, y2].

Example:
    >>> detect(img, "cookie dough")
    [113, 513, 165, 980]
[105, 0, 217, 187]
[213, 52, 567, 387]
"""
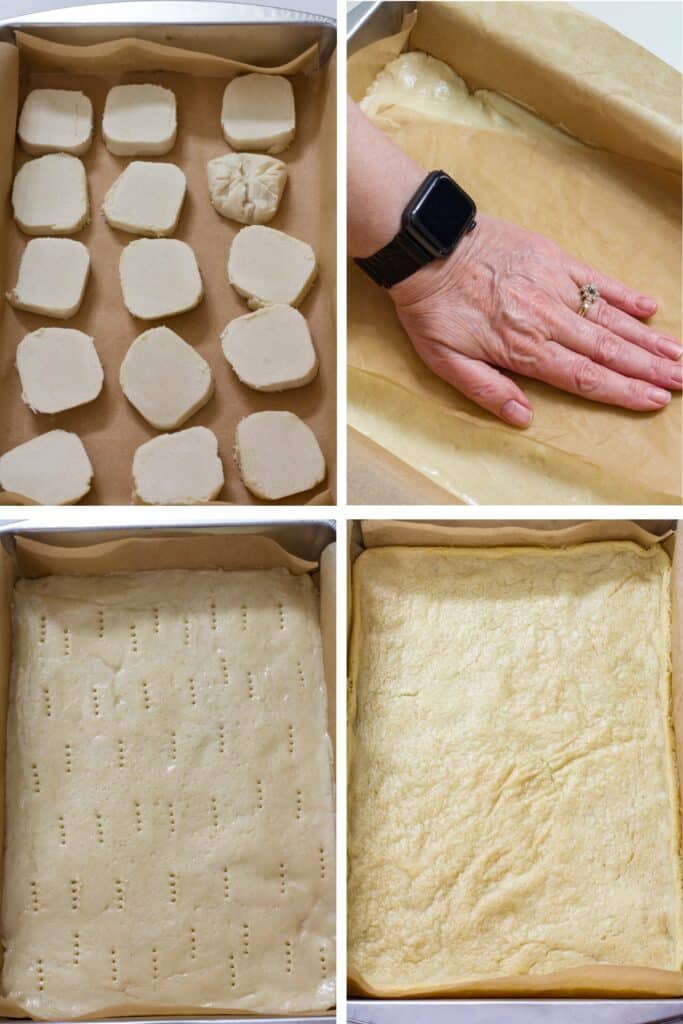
[207, 153, 287, 225]
[235, 411, 325, 499]
[119, 239, 203, 319]
[0, 430, 92, 504]
[103, 84, 177, 156]
[120, 326, 213, 429]
[228, 226, 316, 310]
[221, 74, 295, 154]
[11, 153, 89, 235]
[6, 238, 90, 319]
[132, 426, 224, 504]
[16, 327, 103, 414]
[221, 304, 318, 391]
[18, 89, 93, 156]
[103, 161, 186, 237]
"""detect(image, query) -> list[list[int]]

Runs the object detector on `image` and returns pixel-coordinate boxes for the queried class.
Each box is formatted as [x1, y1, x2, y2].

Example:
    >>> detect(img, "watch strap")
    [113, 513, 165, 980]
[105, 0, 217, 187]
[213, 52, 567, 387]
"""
[354, 229, 433, 289]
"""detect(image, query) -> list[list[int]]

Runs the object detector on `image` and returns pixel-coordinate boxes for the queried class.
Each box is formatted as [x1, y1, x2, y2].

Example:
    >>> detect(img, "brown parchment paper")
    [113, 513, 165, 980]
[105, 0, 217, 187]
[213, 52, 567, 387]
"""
[0, 523, 336, 1019]
[348, 518, 683, 998]
[0, 31, 336, 505]
[348, 2, 682, 501]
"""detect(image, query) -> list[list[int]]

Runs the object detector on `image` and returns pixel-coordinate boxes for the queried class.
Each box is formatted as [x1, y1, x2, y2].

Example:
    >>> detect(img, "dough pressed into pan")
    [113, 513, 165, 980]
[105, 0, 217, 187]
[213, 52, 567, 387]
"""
[18, 89, 93, 156]
[348, 542, 682, 994]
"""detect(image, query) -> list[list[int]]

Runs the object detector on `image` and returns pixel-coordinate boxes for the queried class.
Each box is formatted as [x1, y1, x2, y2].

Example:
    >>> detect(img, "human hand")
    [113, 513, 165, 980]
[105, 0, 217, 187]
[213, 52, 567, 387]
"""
[390, 213, 682, 427]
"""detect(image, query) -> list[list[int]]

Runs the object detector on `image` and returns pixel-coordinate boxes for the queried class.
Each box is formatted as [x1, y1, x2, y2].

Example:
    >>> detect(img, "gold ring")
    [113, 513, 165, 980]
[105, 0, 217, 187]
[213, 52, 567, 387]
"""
[578, 283, 599, 318]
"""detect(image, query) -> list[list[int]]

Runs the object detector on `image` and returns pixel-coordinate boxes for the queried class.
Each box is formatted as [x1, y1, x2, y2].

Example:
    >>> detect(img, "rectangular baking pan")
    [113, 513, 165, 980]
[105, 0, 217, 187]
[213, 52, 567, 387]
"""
[347, 0, 414, 56]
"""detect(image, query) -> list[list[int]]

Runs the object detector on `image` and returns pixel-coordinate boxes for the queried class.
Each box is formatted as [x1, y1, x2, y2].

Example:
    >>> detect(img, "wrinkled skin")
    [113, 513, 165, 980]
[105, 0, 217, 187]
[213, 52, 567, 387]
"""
[390, 213, 682, 427]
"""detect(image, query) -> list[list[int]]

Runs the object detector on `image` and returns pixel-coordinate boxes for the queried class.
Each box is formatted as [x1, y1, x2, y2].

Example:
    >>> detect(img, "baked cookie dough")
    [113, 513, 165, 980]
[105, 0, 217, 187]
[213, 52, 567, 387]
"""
[228, 226, 316, 310]
[16, 327, 103, 414]
[6, 237, 90, 319]
[132, 425, 224, 504]
[120, 326, 213, 429]
[103, 84, 177, 156]
[103, 162, 186, 237]
[207, 153, 287, 225]
[235, 411, 325, 499]
[18, 89, 93, 156]
[119, 239, 203, 319]
[12, 153, 89, 235]
[221, 74, 295, 154]
[0, 429, 92, 504]
[221, 305, 318, 391]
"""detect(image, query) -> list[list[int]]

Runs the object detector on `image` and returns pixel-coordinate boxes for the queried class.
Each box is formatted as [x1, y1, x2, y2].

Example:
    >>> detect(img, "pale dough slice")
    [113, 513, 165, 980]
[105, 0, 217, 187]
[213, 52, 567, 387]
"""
[207, 153, 287, 225]
[103, 161, 186, 237]
[18, 89, 93, 155]
[132, 425, 224, 504]
[0, 430, 92, 504]
[119, 239, 203, 319]
[11, 153, 89, 235]
[16, 327, 103, 414]
[221, 304, 318, 391]
[235, 411, 325, 499]
[228, 225, 316, 310]
[221, 74, 295, 154]
[103, 84, 177, 156]
[120, 326, 213, 429]
[6, 238, 90, 319]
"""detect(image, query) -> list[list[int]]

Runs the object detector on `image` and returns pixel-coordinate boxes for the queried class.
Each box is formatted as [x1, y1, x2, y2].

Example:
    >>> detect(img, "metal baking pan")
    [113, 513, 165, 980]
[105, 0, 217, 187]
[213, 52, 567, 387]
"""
[348, 1002, 683, 1023]
[347, 0, 415, 57]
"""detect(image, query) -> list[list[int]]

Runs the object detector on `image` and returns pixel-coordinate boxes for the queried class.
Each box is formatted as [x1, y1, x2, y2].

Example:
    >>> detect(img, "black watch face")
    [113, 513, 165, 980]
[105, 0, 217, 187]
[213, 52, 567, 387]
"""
[407, 172, 475, 257]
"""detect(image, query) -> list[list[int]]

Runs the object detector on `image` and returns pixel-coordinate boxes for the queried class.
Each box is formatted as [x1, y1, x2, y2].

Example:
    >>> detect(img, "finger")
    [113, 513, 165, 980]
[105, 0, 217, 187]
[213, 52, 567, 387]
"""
[420, 342, 534, 427]
[567, 264, 657, 319]
[584, 298, 682, 362]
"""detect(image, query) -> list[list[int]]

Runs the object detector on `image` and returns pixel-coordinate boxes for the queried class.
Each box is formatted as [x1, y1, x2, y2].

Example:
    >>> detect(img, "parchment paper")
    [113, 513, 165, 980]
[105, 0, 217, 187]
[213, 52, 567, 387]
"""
[0, 31, 336, 505]
[348, 518, 683, 998]
[348, 2, 682, 501]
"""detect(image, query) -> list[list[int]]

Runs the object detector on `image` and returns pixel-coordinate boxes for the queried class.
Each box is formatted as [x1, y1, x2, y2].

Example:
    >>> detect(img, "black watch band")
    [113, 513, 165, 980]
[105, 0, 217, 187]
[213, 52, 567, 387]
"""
[355, 230, 433, 289]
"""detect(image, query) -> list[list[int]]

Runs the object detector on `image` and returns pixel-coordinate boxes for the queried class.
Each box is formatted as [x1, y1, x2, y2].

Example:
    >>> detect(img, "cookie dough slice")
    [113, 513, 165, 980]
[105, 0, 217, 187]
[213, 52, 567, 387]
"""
[119, 239, 203, 319]
[221, 74, 295, 154]
[12, 153, 89, 235]
[103, 84, 177, 156]
[133, 426, 224, 504]
[221, 305, 317, 391]
[120, 326, 213, 429]
[0, 430, 92, 504]
[103, 162, 186, 237]
[228, 225, 316, 309]
[6, 238, 90, 319]
[207, 153, 287, 225]
[17, 327, 103, 414]
[18, 89, 93, 155]
[235, 411, 325, 499]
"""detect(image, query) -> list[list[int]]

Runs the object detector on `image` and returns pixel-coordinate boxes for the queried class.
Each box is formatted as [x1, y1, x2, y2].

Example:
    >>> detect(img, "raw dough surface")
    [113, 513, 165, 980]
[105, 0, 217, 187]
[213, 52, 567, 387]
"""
[119, 239, 203, 320]
[6, 237, 90, 319]
[18, 89, 93, 156]
[103, 162, 186, 237]
[207, 153, 287, 225]
[221, 74, 295, 154]
[3, 567, 335, 1018]
[102, 84, 177, 156]
[132, 425, 223, 504]
[228, 226, 316, 310]
[12, 153, 89, 235]
[120, 326, 213, 429]
[235, 411, 325, 499]
[0, 429, 92, 504]
[349, 542, 682, 993]
[221, 305, 318, 391]
[17, 327, 103, 414]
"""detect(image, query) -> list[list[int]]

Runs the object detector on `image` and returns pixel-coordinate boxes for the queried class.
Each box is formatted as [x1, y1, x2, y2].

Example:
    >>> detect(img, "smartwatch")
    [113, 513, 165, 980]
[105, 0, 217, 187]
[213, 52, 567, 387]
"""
[355, 170, 477, 289]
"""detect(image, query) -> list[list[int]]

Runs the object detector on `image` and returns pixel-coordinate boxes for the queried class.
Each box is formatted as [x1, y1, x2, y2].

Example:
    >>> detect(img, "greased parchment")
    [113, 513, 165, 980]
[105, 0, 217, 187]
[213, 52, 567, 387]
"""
[348, 2, 682, 502]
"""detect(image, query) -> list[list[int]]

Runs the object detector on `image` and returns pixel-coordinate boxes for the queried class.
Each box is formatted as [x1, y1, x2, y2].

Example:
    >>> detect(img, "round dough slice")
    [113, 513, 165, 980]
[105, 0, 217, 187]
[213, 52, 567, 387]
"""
[6, 238, 90, 319]
[103, 84, 177, 156]
[234, 411, 325, 499]
[207, 153, 287, 225]
[103, 162, 186, 237]
[18, 89, 93, 156]
[0, 430, 93, 504]
[120, 326, 213, 429]
[17, 327, 103, 414]
[119, 239, 203, 319]
[12, 153, 89, 235]
[221, 74, 295, 154]
[228, 225, 316, 310]
[132, 426, 224, 504]
[221, 305, 318, 391]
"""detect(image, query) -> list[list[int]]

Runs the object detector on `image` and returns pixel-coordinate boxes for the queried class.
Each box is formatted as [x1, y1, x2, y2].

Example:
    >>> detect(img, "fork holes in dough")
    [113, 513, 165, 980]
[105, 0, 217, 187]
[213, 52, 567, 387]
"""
[58, 815, 67, 846]
[130, 623, 138, 653]
[247, 671, 255, 700]
[30, 880, 39, 913]
[287, 724, 295, 754]
[256, 779, 263, 811]
[42, 686, 52, 718]
[63, 626, 71, 656]
[31, 763, 40, 794]
[285, 940, 293, 974]
[169, 871, 178, 903]
[277, 602, 285, 630]
[209, 599, 217, 631]
[39, 614, 47, 644]
[240, 604, 247, 631]
[229, 952, 237, 988]
[97, 609, 104, 639]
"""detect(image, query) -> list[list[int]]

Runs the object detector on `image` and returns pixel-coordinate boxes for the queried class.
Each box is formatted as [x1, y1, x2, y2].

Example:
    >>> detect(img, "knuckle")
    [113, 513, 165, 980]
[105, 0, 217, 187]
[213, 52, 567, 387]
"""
[573, 357, 603, 395]
[507, 332, 543, 374]
[592, 330, 621, 367]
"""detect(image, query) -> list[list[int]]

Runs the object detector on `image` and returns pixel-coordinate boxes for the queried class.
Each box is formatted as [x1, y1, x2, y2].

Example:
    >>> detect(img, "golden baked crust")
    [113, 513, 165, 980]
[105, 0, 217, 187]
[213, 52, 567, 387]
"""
[348, 542, 682, 993]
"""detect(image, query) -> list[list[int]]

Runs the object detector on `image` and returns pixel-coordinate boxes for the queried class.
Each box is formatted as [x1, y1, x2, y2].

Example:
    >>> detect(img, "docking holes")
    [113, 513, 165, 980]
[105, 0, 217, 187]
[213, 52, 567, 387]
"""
[222, 867, 230, 900]
[73, 932, 80, 966]
[190, 926, 197, 960]
[70, 878, 80, 912]
[296, 790, 303, 821]
[31, 763, 40, 794]
[319, 846, 326, 881]
[240, 604, 247, 631]
[30, 880, 39, 913]
[296, 661, 304, 686]
[169, 871, 178, 904]
[63, 626, 71, 657]
[218, 723, 225, 754]
[170, 731, 177, 762]
[220, 658, 229, 685]
[183, 615, 190, 647]
[188, 677, 197, 707]
[209, 599, 217, 632]
[65, 743, 73, 775]
[134, 800, 143, 833]
[117, 739, 126, 770]
[97, 609, 104, 639]
[36, 958, 45, 991]
[110, 948, 118, 984]
[39, 614, 46, 644]
[58, 815, 66, 846]
[287, 724, 295, 755]
[277, 602, 285, 630]
[319, 944, 328, 978]
[115, 878, 125, 911]
[42, 685, 52, 718]
[279, 863, 286, 895]
[152, 947, 159, 980]
[229, 952, 237, 989]
[247, 671, 255, 700]
[141, 679, 151, 711]
[95, 811, 104, 845]
[91, 685, 101, 718]
[153, 607, 160, 635]
[285, 940, 293, 974]
[168, 802, 176, 835]
[129, 623, 138, 654]
[241, 923, 250, 956]
[256, 779, 264, 811]
[211, 797, 219, 830]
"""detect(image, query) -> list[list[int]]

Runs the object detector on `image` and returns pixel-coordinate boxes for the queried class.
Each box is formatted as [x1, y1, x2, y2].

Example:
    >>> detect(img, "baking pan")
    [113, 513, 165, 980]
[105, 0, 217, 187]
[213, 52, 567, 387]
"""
[347, 1001, 683, 1023]
[347, 0, 415, 56]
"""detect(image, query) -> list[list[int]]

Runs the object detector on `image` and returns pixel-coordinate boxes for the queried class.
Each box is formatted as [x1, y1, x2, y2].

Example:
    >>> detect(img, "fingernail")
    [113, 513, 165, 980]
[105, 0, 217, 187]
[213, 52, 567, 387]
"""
[657, 337, 683, 360]
[502, 400, 533, 426]
[647, 387, 671, 406]
[637, 297, 657, 314]
[671, 364, 683, 386]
